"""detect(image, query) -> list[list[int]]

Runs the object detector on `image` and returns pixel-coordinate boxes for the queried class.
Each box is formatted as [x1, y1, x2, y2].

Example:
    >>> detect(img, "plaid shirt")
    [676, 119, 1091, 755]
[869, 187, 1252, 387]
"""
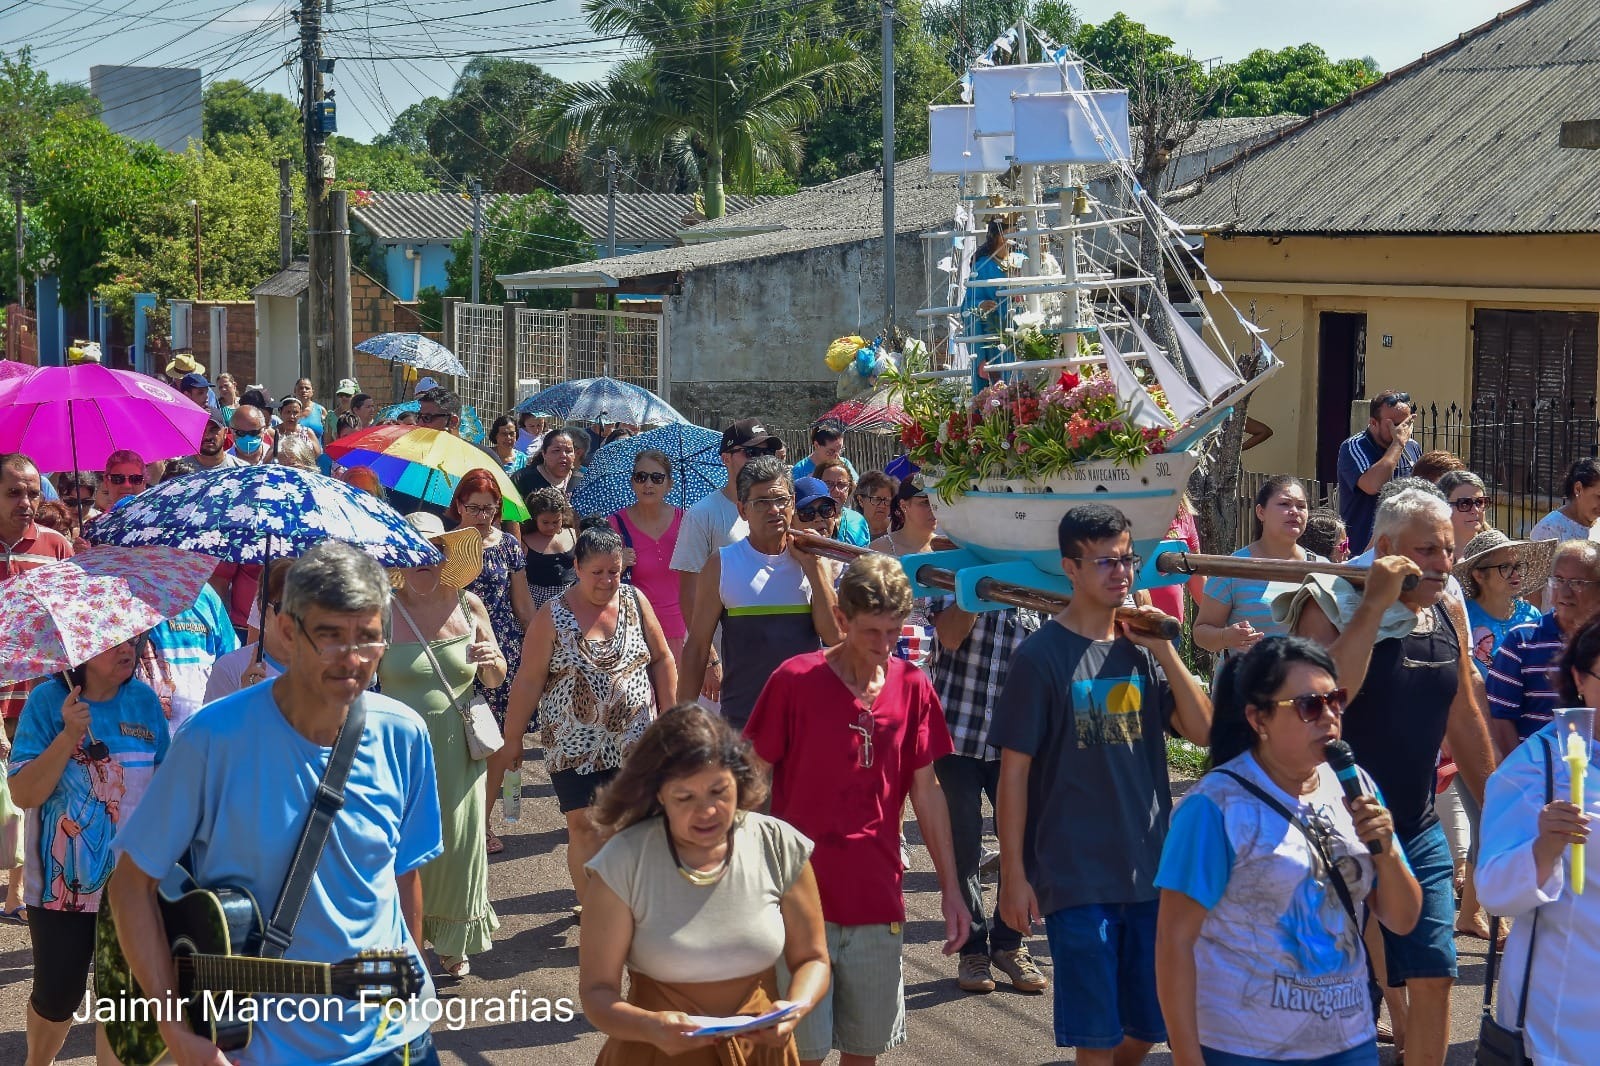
[929, 596, 1041, 760]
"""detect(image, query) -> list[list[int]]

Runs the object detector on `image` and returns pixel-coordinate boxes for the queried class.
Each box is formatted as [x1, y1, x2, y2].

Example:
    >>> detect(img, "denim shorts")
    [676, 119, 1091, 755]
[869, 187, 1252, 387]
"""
[1043, 899, 1165, 1049]
[1202, 1038, 1378, 1066]
[1380, 822, 1458, 986]
[549, 767, 618, 814]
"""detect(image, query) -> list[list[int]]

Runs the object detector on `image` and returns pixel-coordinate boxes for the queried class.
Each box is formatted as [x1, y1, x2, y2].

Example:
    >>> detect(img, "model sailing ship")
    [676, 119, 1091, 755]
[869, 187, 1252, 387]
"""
[885, 20, 1283, 609]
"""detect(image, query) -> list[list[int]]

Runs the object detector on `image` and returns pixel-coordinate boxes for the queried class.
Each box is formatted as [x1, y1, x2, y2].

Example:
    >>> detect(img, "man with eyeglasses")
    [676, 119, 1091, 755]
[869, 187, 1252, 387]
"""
[991, 505, 1211, 1066]
[1338, 389, 1424, 554]
[416, 387, 462, 436]
[1487, 539, 1600, 752]
[229, 404, 273, 465]
[678, 455, 838, 731]
[109, 541, 445, 1066]
[744, 553, 968, 1066]
[1295, 487, 1496, 1066]
[670, 418, 786, 701]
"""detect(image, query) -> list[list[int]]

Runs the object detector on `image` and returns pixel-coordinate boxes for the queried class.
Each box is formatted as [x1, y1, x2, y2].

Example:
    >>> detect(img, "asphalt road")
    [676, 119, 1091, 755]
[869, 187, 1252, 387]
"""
[0, 755, 1492, 1064]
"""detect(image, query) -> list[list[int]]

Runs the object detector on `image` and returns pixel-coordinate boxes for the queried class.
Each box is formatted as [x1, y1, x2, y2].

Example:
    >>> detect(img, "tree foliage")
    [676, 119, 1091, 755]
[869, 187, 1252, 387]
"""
[202, 79, 300, 151]
[443, 192, 587, 307]
[1209, 45, 1379, 117]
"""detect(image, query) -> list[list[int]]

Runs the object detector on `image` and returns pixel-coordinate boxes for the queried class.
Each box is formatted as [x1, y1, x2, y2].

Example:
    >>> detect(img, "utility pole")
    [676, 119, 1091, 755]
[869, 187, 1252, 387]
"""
[11, 184, 23, 313]
[605, 147, 620, 260]
[300, 0, 344, 401]
[330, 189, 352, 385]
[277, 157, 293, 270]
[881, 0, 896, 339]
[189, 199, 203, 300]
[469, 178, 483, 305]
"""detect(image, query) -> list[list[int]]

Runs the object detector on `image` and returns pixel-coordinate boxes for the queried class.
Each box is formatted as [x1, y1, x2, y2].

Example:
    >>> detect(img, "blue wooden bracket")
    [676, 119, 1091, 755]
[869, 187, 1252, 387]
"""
[1139, 540, 1190, 589]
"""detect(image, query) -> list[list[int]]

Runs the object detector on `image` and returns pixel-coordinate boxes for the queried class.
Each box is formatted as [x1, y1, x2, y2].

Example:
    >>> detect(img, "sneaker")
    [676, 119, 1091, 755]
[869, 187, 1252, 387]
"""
[957, 954, 996, 993]
[990, 947, 1047, 993]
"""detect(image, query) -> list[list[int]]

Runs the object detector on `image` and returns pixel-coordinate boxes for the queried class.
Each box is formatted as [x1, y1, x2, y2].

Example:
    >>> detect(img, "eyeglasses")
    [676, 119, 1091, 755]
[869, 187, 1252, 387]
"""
[460, 502, 499, 517]
[1377, 392, 1412, 409]
[295, 617, 387, 663]
[1451, 497, 1488, 513]
[797, 500, 838, 521]
[1262, 689, 1348, 722]
[1072, 553, 1143, 574]
[106, 473, 146, 486]
[858, 494, 893, 508]
[1549, 577, 1600, 595]
[631, 470, 668, 485]
[747, 495, 793, 511]
[417, 412, 450, 425]
[1476, 560, 1524, 579]
[848, 710, 874, 768]
[729, 445, 778, 459]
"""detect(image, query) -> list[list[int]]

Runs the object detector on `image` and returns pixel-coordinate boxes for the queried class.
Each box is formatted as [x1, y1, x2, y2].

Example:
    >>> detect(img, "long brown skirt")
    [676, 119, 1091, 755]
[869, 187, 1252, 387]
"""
[595, 969, 801, 1066]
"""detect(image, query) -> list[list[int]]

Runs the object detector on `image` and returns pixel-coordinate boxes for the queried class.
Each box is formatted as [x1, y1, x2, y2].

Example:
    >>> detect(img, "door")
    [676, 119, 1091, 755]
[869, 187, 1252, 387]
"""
[1316, 312, 1367, 486]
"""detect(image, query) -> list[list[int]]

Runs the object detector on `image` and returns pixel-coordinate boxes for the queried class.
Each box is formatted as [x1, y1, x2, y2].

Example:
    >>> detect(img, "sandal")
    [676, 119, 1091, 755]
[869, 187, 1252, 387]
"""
[486, 831, 504, 855]
[0, 905, 26, 924]
[442, 956, 470, 978]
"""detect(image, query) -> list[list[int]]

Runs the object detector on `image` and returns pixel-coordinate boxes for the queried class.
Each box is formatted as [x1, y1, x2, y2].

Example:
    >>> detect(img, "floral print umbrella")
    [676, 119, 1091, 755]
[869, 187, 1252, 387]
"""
[0, 546, 219, 683]
[86, 465, 444, 567]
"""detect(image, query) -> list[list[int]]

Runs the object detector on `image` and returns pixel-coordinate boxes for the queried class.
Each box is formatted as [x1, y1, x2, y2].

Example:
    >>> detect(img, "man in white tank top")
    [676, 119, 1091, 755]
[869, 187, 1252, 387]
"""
[679, 456, 840, 729]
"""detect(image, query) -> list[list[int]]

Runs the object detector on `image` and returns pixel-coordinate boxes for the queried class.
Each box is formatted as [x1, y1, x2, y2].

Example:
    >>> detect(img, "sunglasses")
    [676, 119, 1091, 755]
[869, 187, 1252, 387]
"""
[631, 470, 668, 485]
[797, 500, 838, 521]
[234, 428, 263, 439]
[1450, 497, 1488, 513]
[106, 473, 146, 486]
[1262, 689, 1348, 722]
[729, 445, 778, 459]
[417, 412, 450, 425]
[1377, 392, 1412, 409]
[848, 709, 874, 768]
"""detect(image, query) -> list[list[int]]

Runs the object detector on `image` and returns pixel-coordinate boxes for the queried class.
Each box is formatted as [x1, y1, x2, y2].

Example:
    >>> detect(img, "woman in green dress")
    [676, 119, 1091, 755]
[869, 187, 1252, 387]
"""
[381, 513, 507, 978]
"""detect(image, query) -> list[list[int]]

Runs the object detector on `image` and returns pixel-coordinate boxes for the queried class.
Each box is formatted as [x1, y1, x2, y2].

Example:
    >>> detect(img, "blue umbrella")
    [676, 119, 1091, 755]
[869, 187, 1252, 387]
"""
[515, 377, 687, 428]
[355, 333, 468, 377]
[571, 423, 726, 516]
[379, 399, 420, 422]
[87, 465, 443, 568]
[377, 399, 485, 443]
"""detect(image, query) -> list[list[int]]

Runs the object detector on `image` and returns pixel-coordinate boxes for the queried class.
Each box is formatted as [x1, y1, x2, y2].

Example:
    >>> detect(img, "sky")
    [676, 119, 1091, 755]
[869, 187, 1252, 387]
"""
[5, 0, 1520, 144]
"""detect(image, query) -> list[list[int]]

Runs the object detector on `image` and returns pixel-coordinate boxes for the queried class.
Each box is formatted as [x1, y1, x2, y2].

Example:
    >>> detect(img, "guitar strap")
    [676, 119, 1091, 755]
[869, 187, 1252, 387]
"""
[260, 695, 368, 959]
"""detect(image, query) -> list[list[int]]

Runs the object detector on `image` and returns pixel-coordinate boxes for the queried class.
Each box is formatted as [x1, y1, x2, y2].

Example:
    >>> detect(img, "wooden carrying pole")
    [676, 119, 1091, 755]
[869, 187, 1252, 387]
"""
[1153, 551, 1421, 591]
[787, 529, 1183, 640]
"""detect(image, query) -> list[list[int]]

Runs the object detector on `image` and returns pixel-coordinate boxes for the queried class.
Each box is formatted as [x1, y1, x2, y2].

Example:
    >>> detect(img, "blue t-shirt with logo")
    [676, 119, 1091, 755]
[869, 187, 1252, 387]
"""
[113, 685, 444, 1066]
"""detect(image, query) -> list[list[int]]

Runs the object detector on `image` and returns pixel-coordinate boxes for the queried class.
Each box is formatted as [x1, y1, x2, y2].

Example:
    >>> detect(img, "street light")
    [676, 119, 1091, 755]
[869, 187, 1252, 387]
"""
[187, 198, 202, 300]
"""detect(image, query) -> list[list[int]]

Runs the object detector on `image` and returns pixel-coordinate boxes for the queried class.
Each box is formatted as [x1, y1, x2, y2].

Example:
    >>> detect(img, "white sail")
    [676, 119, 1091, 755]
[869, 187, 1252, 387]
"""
[1126, 316, 1209, 423]
[1159, 293, 1243, 400]
[1099, 328, 1173, 430]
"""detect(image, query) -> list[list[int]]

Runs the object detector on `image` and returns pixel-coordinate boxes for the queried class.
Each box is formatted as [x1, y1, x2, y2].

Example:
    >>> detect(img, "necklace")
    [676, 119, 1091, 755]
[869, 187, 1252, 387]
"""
[664, 819, 736, 886]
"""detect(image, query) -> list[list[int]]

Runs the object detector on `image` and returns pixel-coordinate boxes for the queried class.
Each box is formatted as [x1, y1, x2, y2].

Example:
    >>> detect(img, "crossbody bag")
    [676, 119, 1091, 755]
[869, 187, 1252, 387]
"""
[1215, 768, 1383, 1023]
[1474, 736, 1551, 1066]
[392, 594, 503, 761]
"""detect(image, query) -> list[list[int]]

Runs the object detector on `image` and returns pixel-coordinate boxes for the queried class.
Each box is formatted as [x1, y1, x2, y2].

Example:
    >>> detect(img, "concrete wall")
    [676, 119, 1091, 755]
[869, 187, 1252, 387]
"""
[1199, 233, 1600, 479]
[666, 233, 928, 426]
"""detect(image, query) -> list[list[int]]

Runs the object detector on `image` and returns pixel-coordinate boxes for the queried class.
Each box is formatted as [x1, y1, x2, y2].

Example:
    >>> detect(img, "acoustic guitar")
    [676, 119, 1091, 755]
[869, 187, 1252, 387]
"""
[94, 864, 425, 1066]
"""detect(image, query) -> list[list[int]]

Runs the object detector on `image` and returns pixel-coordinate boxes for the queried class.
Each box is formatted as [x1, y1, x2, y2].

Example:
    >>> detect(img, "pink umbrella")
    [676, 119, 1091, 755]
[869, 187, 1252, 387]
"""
[0, 360, 33, 383]
[0, 545, 220, 683]
[823, 387, 910, 434]
[0, 364, 209, 473]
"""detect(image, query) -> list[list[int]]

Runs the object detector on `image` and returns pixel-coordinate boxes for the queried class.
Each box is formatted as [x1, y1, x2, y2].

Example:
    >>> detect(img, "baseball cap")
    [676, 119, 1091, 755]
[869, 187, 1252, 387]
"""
[336, 377, 360, 396]
[720, 418, 783, 453]
[414, 376, 441, 396]
[179, 371, 212, 391]
[794, 477, 832, 510]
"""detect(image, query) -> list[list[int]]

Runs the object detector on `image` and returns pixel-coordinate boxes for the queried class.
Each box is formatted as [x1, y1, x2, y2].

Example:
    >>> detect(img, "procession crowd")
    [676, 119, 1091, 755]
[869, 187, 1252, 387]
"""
[3, 368, 1599, 1066]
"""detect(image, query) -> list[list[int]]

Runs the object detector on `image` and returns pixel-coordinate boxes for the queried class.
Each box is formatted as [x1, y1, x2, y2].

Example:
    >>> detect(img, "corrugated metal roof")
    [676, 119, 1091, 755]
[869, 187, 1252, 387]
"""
[251, 260, 308, 298]
[348, 191, 773, 246]
[1178, 0, 1600, 236]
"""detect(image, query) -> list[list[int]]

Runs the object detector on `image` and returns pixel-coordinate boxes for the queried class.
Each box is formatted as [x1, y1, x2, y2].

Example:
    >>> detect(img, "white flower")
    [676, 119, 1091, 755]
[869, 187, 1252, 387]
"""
[1013, 310, 1047, 330]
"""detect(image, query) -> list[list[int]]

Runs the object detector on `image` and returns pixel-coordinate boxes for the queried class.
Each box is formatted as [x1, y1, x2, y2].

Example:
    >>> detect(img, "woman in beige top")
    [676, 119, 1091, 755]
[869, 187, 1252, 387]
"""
[582, 705, 829, 1065]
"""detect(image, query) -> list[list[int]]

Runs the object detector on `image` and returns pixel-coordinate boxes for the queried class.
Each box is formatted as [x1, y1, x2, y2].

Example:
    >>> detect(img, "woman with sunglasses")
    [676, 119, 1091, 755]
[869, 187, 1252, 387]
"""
[1435, 470, 1488, 560]
[1194, 475, 1320, 664]
[1156, 637, 1421, 1066]
[608, 450, 686, 662]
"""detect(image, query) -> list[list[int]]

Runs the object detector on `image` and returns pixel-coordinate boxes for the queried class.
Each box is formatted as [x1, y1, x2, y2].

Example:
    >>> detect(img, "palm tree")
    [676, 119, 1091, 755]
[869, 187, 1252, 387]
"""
[536, 0, 869, 218]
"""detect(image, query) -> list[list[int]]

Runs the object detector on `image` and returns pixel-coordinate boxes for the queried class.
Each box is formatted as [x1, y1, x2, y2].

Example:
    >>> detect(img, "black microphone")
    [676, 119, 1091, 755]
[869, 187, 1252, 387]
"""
[1325, 740, 1382, 855]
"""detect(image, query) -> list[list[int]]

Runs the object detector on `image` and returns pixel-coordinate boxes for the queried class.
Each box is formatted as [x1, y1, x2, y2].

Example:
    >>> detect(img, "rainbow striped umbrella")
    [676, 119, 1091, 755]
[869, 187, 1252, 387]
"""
[326, 424, 531, 521]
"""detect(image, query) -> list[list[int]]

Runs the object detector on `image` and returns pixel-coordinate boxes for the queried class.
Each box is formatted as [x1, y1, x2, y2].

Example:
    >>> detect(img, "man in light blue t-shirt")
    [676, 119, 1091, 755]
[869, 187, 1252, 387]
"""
[108, 542, 444, 1066]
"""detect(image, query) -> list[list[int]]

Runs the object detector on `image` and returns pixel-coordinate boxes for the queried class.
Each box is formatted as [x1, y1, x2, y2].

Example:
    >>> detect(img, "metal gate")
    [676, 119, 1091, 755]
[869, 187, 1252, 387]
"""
[513, 307, 666, 401]
[453, 302, 504, 421]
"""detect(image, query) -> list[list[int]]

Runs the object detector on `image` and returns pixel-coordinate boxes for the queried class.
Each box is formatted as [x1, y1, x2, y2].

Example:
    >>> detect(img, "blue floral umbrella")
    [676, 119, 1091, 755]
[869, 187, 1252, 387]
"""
[572, 422, 726, 516]
[355, 333, 468, 377]
[376, 399, 486, 444]
[86, 465, 443, 568]
[515, 377, 687, 428]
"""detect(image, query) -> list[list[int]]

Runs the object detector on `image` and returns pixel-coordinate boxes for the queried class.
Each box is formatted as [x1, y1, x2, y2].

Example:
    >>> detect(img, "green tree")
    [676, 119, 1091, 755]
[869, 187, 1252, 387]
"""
[443, 193, 587, 307]
[202, 80, 299, 150]
[376, 98, 443, 155]
[538, 0, 869, 218]
[425, 59, 568, 191]
[1210, 45, 1379, 117]
[1073, 13, 1205, 96]
[328, 136, 439, 192]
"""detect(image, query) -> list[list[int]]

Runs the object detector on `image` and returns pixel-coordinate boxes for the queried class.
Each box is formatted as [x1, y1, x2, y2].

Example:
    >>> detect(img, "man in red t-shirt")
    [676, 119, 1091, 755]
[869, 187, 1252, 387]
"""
[746, 553, 970, 1066]
[0, 453, 75, 920]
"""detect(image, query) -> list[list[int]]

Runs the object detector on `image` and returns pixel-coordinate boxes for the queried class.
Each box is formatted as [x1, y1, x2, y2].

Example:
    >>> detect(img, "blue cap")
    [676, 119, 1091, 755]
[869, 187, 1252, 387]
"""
[794, 476, 831, 509]
[179, 371, 211, 391]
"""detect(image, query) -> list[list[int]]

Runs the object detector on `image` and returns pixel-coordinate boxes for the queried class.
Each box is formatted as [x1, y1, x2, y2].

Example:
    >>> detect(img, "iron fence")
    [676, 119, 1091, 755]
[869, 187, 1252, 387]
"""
[453, 302, 504, 424]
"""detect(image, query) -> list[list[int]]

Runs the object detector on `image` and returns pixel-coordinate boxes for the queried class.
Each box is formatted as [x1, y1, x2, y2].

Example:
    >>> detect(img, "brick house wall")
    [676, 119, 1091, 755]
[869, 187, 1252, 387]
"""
[188, 300, 259, 386]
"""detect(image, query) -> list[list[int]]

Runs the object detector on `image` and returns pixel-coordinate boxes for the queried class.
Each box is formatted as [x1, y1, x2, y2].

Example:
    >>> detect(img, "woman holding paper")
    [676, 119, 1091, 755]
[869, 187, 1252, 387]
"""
[580, 705, 828, 1064]
[1475, 614, 1600, 1065]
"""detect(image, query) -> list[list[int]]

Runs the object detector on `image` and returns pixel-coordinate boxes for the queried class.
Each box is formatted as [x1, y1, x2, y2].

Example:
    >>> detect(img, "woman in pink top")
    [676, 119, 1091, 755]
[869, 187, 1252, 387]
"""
[1148, 492, 1204, 622]
[609, 449, 687, 661]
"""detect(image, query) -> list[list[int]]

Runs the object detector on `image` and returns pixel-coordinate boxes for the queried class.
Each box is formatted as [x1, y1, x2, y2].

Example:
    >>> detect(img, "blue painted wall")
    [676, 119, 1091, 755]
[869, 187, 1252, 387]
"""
[376, 242, 455, 301]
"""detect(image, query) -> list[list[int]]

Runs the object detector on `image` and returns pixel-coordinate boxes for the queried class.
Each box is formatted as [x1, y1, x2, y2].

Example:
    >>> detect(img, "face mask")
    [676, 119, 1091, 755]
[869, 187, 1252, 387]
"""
[235, 435, 263, 456]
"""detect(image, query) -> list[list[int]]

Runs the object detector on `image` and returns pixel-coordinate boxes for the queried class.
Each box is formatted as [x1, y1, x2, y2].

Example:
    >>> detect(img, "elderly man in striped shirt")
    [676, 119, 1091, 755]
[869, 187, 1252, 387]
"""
[1487, 539, 1600, 752]
[929, 595, 1048, 996]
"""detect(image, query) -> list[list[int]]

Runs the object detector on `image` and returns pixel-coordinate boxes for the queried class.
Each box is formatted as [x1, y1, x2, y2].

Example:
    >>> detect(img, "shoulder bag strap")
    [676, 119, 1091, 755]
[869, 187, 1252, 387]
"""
[260, 695, 367, 958]
[1482, 736, 1550, 1022]
[392, 595, 468, 717]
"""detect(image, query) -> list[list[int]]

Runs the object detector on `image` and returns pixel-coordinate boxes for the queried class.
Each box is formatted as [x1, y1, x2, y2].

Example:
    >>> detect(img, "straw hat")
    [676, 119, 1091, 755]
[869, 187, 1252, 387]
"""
[397, 512, 483, 590]
[164, 351, 203, 378]
[1454, 529, 1557, 598]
